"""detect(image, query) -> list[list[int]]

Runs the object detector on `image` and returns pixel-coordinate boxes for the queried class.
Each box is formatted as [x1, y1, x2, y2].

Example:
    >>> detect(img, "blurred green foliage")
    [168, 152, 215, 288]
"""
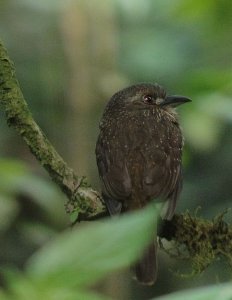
[0, 205, 158, 300]
[0, 159, 68, 268]
[0, 206, 231, 300]
[154, 282, 232, 300]
[0, 0, 232, 299]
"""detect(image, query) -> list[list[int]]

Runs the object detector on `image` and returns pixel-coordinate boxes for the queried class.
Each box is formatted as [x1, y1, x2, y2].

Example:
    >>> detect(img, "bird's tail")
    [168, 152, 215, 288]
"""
[133, 241, 158, 286]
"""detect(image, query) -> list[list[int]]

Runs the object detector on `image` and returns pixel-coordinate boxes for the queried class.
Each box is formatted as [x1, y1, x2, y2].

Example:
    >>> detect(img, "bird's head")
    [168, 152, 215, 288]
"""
[116, 83, 191, 110]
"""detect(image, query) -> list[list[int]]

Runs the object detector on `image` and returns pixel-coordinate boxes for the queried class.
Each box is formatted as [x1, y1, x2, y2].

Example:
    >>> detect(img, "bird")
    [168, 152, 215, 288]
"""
[95, 83, 191, 285]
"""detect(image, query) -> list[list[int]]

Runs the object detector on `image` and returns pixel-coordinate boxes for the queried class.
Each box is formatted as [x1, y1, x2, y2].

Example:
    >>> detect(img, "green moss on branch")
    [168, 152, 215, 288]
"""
[0, 39, 106, 219]
[159, 210, 232, 274]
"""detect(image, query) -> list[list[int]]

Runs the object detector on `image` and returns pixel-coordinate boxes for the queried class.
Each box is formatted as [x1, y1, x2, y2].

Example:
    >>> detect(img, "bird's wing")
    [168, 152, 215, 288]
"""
[95, 135, 132, 215]
[165, 167, 182, 220]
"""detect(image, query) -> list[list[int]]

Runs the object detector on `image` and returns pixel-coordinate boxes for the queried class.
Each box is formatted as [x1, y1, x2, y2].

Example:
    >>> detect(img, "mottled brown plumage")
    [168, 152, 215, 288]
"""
[95, 83, 190, 285]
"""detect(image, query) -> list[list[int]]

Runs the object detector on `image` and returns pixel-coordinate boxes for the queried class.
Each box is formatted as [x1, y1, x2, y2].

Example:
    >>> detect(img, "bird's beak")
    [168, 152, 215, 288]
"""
[161, 95, 191, 107]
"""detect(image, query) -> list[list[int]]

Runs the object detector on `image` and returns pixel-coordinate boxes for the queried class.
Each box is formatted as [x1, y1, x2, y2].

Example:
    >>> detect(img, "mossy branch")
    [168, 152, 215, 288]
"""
[159, 210, 232, 274]
[0, 39, 106, 220]
[0, 39, 231, 273]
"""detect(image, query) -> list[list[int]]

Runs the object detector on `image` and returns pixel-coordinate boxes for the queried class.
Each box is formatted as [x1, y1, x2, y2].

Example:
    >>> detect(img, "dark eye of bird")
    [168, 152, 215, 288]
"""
[143, 95, 153, 104]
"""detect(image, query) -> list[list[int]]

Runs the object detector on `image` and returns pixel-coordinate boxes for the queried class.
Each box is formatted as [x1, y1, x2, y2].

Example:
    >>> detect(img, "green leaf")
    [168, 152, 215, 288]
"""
[154, 283, 232, 300]
[27, 204, 158, 287]
[0, 290, 9, 300]
[0, 158, 67, 226]
[4, 270, 111, 300]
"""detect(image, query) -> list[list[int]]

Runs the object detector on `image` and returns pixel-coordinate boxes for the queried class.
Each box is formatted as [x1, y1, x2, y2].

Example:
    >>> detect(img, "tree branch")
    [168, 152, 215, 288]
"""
[158, 210, 232, 274]
[0, 39, 107, 220]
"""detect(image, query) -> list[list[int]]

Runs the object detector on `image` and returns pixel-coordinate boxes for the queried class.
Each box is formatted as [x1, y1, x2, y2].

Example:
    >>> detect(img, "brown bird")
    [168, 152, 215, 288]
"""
[95, 83, 191, 285]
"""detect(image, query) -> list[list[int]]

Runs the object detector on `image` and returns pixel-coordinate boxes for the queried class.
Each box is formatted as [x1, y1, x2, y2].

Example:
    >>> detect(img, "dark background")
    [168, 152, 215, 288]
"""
[0, 0, 232, 299]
